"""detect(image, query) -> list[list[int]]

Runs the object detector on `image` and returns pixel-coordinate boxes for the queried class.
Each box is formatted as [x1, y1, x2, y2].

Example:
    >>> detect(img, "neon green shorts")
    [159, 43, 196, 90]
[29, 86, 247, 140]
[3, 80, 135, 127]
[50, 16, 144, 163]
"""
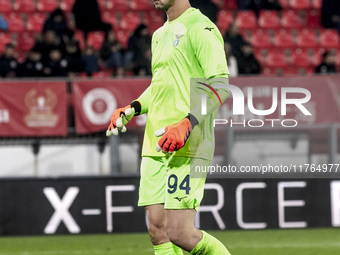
[138, 156, 209, 210]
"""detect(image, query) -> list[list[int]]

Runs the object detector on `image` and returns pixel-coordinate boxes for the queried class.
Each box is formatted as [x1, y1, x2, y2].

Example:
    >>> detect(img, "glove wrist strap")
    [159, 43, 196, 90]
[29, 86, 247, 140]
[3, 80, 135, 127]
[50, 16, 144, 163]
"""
[185, 113, 199, 128]
[131, 101, 142, 116]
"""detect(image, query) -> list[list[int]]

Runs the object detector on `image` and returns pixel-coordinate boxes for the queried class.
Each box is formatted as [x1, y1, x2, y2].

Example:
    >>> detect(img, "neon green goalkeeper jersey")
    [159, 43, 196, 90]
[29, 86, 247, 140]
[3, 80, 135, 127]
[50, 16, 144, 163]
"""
[137, 7, 229, 160]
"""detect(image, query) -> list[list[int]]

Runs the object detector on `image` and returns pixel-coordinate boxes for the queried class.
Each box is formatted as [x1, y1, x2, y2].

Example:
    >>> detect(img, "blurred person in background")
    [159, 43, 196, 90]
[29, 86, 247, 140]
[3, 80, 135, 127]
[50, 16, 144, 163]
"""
[43, 8, 73, 41]
[81, 45, 99, 77]
[20, 48, 45, 77]
[0, 14, 9, 31]
[100, 30, 126, 76]
[321, 0, 340, 35]
[224, 43, 238, 77]
[190, 0, 218, 23]
[315, 51, 337, 74]
[44, 48, 70, 77]
[72, 0, 112, 42]
[64, 32, 82, 74]
[127, 24, 152, 75]
[134, 47, 152, 76]
[224, 22, 246, 58]
[237, 41, 261, 75]
[33, 30, 66, 62]
[238, 0, 282, 16]
[0, 43, 18, 78]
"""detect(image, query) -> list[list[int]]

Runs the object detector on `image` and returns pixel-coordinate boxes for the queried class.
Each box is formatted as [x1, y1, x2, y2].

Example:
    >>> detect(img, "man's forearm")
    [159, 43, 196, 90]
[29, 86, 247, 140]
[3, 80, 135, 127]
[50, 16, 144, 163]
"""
[134, 85, 152, 115]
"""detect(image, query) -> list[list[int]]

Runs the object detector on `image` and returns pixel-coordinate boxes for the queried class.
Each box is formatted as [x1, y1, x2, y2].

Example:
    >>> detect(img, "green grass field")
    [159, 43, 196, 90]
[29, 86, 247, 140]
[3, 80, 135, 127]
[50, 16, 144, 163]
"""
[0, 228, 339, 255]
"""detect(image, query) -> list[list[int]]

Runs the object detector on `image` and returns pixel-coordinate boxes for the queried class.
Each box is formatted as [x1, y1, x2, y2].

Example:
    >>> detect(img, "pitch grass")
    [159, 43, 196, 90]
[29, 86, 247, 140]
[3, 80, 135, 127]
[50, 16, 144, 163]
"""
[0, 228, 339, 255]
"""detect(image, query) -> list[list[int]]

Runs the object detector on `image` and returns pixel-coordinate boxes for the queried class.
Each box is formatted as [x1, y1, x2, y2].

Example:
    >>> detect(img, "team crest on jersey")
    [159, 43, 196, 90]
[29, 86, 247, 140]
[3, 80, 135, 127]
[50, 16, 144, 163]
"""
[174, 34, 184, 47]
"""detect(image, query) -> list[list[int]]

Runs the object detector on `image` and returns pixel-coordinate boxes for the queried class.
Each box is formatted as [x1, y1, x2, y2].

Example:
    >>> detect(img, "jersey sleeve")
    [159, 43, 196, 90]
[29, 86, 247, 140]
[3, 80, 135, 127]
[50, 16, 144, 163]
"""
[189, 21, 229, 79]
[136, 84, 152, 115]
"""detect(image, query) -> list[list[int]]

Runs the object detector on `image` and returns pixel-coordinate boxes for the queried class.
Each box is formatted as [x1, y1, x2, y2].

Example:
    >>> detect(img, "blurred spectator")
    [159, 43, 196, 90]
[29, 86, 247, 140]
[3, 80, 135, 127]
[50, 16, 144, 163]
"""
[128, 24, 152, 76]
[44, 48, 70, 77]
[100, 30, 126, 75]
[72, 0, 112, 42]
[0, 44, 18, 78]
[64, 33, 82, 73]
[224, 43, 238, 77]
[81, 45, 99, 77]
[315, 51, 337, 74]
[33, 30, 66, 62]
[224, 23, 246, 58]
[134, 48, 152, 76]
[43, 8, 73, 41]
[237, 42, 261, 75]
[321, 0, 340, 35]
[238, 0, 282, 16]
[190, 0, 218, 23]
[0, 14, 8, 31]
[20, 48, 45, 77]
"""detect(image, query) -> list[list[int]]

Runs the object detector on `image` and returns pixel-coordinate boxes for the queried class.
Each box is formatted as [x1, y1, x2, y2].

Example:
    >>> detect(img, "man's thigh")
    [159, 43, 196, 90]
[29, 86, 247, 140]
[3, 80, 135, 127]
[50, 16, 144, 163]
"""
[138, 156, 167, 206]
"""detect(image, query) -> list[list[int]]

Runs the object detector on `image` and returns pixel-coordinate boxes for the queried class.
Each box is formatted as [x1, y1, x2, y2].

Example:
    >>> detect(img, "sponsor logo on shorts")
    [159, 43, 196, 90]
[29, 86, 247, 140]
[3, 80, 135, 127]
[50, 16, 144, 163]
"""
[174, 196, 187, 202]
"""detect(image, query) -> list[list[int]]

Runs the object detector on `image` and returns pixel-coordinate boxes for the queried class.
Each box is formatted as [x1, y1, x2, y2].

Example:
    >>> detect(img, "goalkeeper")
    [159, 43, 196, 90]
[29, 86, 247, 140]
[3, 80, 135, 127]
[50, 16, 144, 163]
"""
[107, 0, 231, 254]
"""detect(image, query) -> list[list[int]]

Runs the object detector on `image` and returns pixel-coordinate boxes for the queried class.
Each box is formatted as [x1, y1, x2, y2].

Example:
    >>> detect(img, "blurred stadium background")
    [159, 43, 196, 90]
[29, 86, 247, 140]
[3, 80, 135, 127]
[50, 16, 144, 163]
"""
[0, 0, 340, 254]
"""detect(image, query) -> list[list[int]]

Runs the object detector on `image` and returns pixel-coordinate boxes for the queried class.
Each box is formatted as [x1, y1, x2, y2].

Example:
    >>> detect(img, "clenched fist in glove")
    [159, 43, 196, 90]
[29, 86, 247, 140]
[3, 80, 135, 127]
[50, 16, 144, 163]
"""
[106, 101, 141, 136]
[155, 114, 198, 153]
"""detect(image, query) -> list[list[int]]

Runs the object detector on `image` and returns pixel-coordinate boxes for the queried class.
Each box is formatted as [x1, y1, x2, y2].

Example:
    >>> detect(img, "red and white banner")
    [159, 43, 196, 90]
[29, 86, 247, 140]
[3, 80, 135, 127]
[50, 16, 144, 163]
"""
[73, 79, 150, 134]
[73, 77, 340, 134]
[0, 81, 68, 137]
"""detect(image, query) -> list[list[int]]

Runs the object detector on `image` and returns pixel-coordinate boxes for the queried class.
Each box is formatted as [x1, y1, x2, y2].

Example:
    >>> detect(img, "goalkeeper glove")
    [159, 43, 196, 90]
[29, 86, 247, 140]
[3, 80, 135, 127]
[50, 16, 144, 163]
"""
[155, 114, 198, 153]
[106, 101, 141, 136]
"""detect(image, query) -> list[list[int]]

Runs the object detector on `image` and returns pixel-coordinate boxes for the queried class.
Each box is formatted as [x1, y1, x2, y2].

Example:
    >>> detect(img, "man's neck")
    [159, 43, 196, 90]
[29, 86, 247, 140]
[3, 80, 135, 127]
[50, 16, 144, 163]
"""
[166, 1, 191, 22]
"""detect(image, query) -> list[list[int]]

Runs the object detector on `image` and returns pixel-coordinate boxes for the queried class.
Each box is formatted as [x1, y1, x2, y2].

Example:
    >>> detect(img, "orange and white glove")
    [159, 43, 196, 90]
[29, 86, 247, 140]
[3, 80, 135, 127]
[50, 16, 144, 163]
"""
[106, 101, 141, 136]
[155, 115, 198, 153]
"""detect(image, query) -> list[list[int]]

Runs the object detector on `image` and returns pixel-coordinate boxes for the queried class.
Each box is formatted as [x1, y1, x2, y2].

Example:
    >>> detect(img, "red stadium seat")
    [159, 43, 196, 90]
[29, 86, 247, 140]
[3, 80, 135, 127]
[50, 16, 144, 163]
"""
[224, 0, 238, 10]
[296, 29, 318, 47]
[289, 0, 310, 9]
[273, 29, 295, 48]
[102, 12, 119, 28]
[281, 10, 304, 28]
[320, 29, 340, 48]
[258, 11, 280, 29]
[292, 48, 310, 67]
[130, 0, 152, 10]
[26, 13, 46, 32]
[97, 0, 106, 10]
[60, 0, 74, 12]
[278, 0, 290, 9]
[6, 14, 25, 32]
[266, 50, 288, 67]
[36, 0, 59, 12]
[13, 0, 36, 12]
[309, 48, 323, 66]
[311, 0, 322, 9]
[17, 32, 35, 51]
[116, 30, 131, 47]
[106, 0, 129, 11]
[120, 12, 141, 31]
[217, 10, 233, 30]
[235, 11, 257, 29]
[0, 0, 12, 13]
[306, 10, 321, 28]
[249, 29, 272, 48]
[87, 31, 105, 50]
[0, 33, 13, 53]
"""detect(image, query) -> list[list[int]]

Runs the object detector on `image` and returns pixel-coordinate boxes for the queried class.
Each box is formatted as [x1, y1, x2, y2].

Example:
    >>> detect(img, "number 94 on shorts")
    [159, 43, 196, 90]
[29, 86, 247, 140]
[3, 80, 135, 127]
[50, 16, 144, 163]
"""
[138, 156, 210, 210]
